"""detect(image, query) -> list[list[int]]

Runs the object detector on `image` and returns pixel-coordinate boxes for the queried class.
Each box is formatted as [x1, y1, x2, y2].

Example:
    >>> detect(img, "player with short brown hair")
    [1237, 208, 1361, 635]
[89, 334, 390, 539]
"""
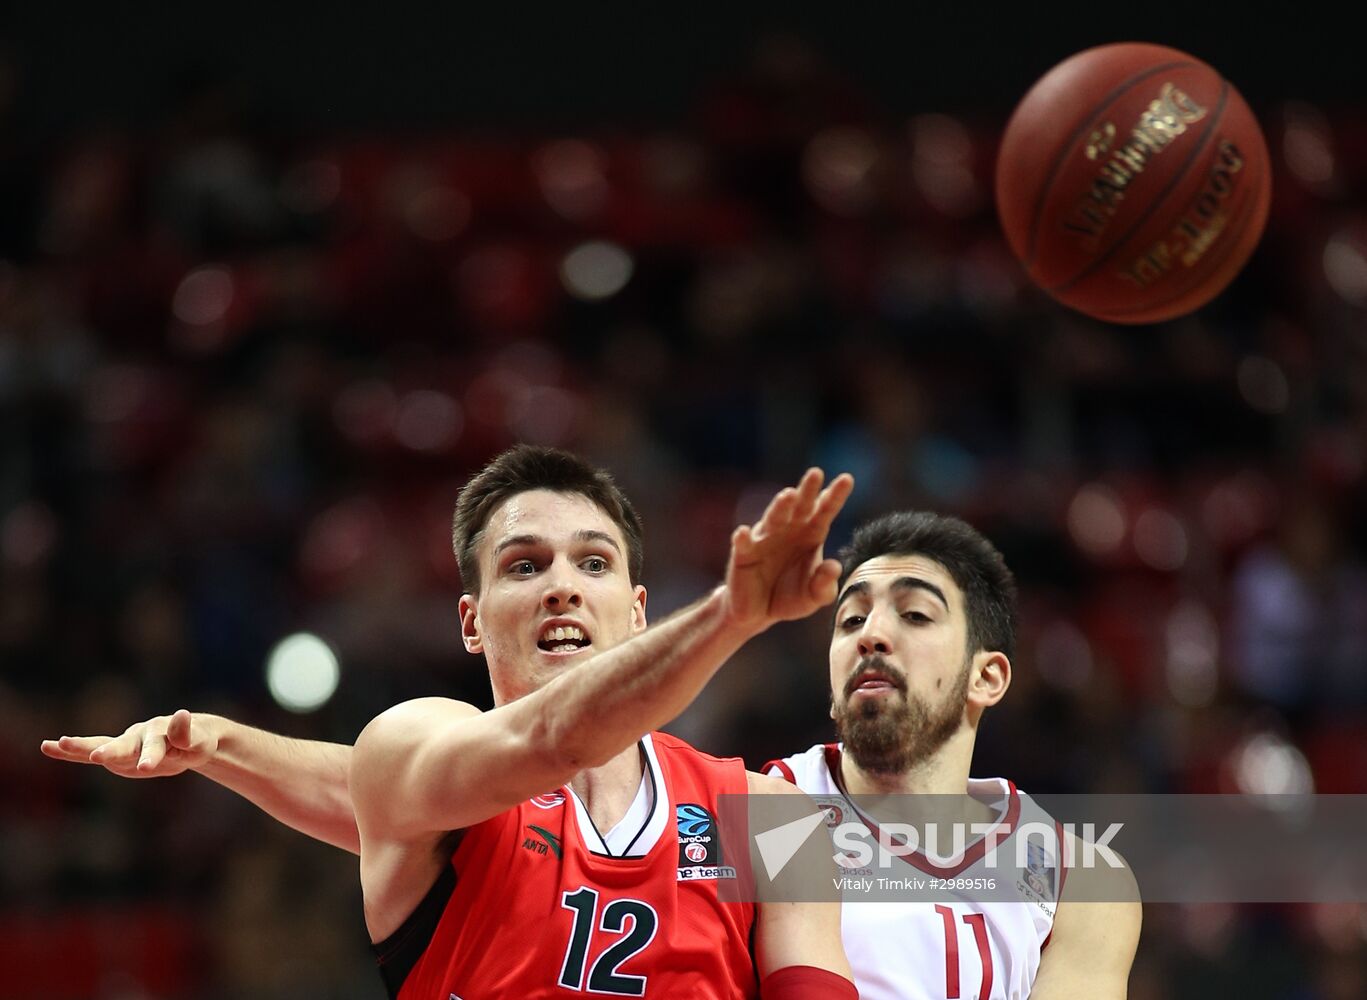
[47, 445, 857, 1000]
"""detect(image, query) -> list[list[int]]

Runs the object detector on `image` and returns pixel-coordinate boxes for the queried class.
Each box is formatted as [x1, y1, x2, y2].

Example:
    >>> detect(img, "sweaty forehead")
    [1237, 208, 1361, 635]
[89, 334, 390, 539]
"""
[842, 554, 962, 607]
[481, 489, 624, 552]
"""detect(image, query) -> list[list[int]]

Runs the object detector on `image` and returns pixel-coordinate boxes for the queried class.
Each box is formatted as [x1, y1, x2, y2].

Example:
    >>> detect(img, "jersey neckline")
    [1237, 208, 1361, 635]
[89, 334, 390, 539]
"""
[822, 742, 1022, 878]
[565, 734, 670, 860]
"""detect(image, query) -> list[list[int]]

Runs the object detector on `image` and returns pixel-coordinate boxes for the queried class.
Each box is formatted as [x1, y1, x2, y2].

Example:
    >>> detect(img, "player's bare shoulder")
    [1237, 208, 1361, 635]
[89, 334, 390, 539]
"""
[1060, 826, 1141, 904]
[369, 693, 486, 726]
[746, 769, 808, 796]
[351, 698, 485, 834]
[355, 693, 483, 759]
[743, 770, 830, 858]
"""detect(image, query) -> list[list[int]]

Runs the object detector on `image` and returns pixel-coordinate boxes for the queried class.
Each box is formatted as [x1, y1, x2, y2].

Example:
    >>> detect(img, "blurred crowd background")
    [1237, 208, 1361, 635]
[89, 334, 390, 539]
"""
[3, 8, 1366, 999]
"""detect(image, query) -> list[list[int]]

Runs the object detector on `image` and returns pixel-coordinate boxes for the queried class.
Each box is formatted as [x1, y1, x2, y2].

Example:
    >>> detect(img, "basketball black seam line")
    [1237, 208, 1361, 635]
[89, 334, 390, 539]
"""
[1022, 60, 1198, 267]
[1095, 153, 1268, 319]
[1049, 79, 1230, 295]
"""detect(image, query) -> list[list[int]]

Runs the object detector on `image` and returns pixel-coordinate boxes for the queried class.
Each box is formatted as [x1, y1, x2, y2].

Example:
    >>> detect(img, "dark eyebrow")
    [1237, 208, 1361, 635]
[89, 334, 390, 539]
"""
[834, 580, 869, 611]
[493, 534, 543, 558]
[493, 530, 622, 559]
[834, 576, 949, 613]
[574, 529, 622, 554]
[892, 576, 949, 610]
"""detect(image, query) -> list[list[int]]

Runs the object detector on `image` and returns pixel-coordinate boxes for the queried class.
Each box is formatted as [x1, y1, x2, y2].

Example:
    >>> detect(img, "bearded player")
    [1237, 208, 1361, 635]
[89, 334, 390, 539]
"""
[763, 511, 1140, 1000]
[46, 445, 856, 1000]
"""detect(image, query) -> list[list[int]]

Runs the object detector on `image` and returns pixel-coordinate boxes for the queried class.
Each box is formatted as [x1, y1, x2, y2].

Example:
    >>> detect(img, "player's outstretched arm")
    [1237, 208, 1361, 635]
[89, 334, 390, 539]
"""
[41, 710, 359, 854]
[1027, 834, 1142, 1000]
[747, 772, 857, 998]
[351, 468, 855, 844]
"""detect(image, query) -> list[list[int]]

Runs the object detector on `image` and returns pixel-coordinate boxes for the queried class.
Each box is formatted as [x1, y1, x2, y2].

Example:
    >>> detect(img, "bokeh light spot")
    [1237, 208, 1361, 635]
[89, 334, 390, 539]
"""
[266, 633, 340, 713]
[560, 241, 634, 301]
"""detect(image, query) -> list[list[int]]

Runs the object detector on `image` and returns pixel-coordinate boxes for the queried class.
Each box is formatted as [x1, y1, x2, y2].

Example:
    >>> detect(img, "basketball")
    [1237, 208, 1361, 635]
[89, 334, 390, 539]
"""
[995, 42, 1271, 324]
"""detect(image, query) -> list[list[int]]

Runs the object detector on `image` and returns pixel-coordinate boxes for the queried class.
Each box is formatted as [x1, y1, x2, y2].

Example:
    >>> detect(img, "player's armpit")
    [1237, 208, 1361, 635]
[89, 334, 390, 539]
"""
[1028, 847, 1142, 1000]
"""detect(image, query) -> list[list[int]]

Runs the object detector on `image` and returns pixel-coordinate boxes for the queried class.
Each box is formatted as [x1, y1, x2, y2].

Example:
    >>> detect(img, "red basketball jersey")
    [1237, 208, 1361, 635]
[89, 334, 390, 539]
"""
[374, 732, 757, 999]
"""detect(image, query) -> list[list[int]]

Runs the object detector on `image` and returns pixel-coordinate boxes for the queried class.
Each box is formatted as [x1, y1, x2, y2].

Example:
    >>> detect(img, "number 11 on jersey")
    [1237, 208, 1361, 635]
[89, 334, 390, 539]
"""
[935, 904, 994, 1000]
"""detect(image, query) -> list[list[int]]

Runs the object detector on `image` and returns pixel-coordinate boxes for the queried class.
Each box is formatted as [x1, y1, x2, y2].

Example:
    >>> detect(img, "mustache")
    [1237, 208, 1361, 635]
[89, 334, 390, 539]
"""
[842, 655, 909, 699]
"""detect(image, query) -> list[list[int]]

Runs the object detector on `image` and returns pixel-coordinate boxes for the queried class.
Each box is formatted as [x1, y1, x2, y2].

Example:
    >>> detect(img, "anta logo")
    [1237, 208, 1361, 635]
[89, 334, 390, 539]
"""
[523, 825, 563, 859]
[531, 790, 566, 809]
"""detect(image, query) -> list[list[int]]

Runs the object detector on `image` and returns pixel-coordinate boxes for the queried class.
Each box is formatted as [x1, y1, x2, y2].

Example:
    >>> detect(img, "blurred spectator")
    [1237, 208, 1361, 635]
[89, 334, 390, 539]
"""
[1229, 490, 1367, 714]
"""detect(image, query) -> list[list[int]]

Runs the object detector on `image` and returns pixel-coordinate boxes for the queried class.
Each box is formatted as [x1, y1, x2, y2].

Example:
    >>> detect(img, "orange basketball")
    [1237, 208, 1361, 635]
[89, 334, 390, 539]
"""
[995, 42, 1271, 324]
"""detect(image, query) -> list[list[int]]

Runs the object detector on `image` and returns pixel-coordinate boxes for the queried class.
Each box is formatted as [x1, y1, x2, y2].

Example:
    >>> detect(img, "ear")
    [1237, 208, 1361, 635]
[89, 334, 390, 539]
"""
[459, 594, 483, 654]
[968, 650, 1011, 710]
[629, 584, 648, 634]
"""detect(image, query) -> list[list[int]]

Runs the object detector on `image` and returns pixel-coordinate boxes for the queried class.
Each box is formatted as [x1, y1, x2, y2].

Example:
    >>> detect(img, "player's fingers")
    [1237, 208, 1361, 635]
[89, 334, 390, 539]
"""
[808, 558, 844, 605]
[57, 735, 116, 754]
[137, 733, 168, 772]
[787, 468, 825, 526]
[755, 487, 799, 536]
[88, 731, 143, 765]
[166, 709, 194, 749]
[40, 736, 113, 762]
[730, 524, 755, 560]
[810, 472, 855, 532]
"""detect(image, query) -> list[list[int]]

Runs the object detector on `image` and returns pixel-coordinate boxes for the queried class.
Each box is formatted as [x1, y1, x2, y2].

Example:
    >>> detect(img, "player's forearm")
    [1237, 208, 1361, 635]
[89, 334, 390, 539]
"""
[530, 586, 755, 770]
[195, 716, 360, 854]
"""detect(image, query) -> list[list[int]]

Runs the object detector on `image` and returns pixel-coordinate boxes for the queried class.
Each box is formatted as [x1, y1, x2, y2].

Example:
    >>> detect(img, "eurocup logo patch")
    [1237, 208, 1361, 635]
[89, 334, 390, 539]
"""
[676, 804, 713, 837]
[675, 803, 734, 880]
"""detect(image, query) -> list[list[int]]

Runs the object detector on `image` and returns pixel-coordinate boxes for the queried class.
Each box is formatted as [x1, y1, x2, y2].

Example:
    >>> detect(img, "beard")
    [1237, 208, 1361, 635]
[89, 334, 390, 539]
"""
[833, 654, 969, 775]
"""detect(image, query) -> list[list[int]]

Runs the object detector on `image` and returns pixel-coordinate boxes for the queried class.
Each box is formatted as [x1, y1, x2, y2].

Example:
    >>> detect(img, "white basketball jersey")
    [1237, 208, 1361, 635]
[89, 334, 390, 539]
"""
[765, 744, 1064, 1000]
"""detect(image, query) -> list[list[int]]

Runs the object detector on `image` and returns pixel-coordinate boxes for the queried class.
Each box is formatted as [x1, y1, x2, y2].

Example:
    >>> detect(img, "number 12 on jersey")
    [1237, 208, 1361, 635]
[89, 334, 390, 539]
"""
[559, 887, 659, 996]
[935, 904, 994, 1000]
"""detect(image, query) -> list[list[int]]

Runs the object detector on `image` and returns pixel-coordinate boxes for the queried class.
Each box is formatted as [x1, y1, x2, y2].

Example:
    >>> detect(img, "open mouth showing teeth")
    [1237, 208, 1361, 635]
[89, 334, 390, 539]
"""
[537, 625, 590, 653]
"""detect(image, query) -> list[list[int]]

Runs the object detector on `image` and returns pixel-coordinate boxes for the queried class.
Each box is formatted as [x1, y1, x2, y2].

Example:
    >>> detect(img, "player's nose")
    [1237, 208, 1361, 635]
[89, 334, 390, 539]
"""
[855, 609, 892, 657]
[541, 559, 583, 610]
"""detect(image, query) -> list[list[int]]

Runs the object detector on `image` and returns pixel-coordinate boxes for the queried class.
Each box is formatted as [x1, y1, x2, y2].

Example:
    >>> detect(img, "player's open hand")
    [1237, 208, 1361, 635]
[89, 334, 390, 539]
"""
[40, 710, 218, 778]
[722, 468, 854, 634]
